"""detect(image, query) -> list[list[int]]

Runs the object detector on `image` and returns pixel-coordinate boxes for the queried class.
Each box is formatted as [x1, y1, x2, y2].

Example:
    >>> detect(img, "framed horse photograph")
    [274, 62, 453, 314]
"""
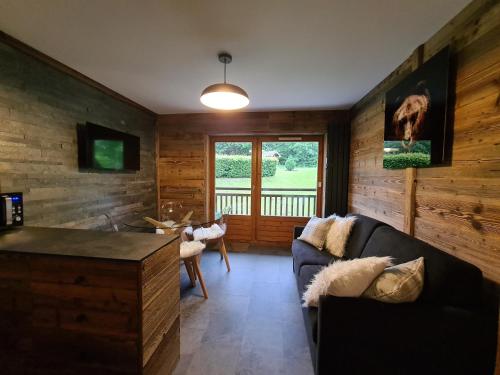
[383, 46, 452, 169]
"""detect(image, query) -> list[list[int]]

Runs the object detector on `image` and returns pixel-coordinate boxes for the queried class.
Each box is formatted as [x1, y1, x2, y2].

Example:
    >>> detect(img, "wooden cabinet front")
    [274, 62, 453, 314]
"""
[0, 239, 180, 375]
[141, 238, 180, 374]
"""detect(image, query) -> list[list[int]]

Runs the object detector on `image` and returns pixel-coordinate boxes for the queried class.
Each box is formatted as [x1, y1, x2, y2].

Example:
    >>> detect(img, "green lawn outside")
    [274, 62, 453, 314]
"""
[216, 165, 317, 193]
[215, 165, 318, 216]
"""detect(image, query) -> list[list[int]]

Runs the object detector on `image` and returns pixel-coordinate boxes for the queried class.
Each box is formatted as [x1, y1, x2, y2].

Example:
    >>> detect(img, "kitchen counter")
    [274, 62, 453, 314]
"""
[0, 226, 178, 261]
[0, 226, 180, 375]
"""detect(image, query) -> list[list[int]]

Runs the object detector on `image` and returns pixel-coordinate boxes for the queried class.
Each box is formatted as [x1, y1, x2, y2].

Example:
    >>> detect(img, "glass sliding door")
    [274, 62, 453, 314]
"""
[260, 141, 319, 217]
[210, 137, 257, 242]
[214, 141, 253, 216]
[210, 135, 324, 245]
[254, 136, 323, 244]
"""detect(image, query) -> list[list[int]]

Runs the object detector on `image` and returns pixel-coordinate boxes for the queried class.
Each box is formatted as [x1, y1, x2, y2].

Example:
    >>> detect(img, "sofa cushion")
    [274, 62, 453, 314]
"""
[344, 213, 388, 259]
[305, 306, 319, 344]
[297, 264, 323, 344]
[297, 264, 324, 293]
[360, 226, 483, 307]
[292, 239, 336, 274]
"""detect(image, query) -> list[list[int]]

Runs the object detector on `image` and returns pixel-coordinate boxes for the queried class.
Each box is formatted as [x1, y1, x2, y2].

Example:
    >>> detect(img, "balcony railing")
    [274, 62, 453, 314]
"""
[215, 187, 317, 217]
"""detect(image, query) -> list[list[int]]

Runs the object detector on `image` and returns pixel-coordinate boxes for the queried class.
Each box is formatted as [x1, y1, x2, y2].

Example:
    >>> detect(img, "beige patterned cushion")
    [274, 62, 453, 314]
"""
[298, 216, 335, 249]
[363, 257, 425, 303]
[324, 215, 356, 257]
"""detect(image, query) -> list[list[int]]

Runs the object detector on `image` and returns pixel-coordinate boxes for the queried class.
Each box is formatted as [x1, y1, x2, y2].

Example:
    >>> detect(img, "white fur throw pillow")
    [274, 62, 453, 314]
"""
[298, 216, 335, 249]
[180, 241, 205, 258]
[363, 257, 425, 303]
[325, 215, 356, 257]
[193, 224, 224, 241]
[302, 256, 393, 307]
[183, 226, 194, 236]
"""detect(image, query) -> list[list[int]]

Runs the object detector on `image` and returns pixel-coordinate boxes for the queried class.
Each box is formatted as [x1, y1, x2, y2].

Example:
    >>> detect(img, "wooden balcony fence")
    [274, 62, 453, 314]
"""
[215, 187, 317, 217]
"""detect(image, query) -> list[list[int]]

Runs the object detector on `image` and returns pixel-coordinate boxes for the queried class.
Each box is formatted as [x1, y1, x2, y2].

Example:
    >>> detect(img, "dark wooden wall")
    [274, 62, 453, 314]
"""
[156, 111, 349, 222]
[348, 0, 500, 284]
[0, 38, 157, 229]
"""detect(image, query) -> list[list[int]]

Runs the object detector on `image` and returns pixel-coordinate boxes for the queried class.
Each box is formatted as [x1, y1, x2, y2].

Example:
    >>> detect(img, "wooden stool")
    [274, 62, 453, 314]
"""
[217, 232, 231, 272]
[202, 215, 231, 272]
[182, 212, 231, 273]
[180, 241, 208, 299]
[216, 212, 231, 272]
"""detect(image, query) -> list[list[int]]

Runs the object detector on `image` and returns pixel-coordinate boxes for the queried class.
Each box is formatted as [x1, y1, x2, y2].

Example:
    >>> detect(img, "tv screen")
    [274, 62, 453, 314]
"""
[92, 139, 124, 170]
[77, 123, 140, 171]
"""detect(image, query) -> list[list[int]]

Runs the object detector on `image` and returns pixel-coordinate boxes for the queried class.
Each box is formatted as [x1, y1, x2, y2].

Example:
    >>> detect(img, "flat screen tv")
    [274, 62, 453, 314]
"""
[77, 123, 140, 171]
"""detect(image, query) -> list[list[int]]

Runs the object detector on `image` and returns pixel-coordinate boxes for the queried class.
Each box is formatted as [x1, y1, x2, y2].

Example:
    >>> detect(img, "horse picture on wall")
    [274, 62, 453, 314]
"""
[384, 46, 451, 169]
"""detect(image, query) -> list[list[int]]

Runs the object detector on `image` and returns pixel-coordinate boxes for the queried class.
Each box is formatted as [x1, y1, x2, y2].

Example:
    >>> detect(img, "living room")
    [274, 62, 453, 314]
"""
[0, 1, 498, 374]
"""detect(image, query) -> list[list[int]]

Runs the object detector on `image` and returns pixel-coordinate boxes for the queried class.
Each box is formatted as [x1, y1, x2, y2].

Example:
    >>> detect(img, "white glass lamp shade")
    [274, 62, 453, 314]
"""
[200, 83, 249, 110]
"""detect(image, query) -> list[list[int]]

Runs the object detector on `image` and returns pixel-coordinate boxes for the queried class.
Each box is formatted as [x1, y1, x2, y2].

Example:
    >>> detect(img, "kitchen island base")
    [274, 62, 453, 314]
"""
[0, 227, 180, 375]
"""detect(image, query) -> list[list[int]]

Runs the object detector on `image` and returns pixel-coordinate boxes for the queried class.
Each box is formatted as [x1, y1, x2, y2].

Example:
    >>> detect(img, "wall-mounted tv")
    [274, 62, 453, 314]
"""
[77, 123, 140, 171]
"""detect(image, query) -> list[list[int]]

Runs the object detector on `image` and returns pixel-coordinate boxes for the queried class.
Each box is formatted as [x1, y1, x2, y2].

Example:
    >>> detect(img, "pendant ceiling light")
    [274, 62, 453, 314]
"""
[200, 52, 249, 110]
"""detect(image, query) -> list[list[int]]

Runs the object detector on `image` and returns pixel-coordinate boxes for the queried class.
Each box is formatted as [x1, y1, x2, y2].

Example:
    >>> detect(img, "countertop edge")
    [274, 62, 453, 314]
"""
[137, 234, 180, 262]
[0, 227, 180, 262]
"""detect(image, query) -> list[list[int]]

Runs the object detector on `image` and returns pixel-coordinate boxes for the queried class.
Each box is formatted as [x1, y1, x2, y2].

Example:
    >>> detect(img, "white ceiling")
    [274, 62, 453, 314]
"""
[0, 0, 470, 114]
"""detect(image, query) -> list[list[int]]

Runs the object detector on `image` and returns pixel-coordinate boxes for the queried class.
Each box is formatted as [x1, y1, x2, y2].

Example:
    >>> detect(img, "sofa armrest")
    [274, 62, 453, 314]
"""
[315, 295, 497, 375]
[294, 226, 305, 239]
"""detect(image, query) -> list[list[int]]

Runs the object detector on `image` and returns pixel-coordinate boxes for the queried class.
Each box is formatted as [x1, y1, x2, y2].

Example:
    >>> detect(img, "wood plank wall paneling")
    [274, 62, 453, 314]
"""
[0, 239, 181, 374]
[348, 0, 500, 284]
[156, 111, 350, 224]
[141, 239, 180, 368]
[0, 32, 155, 116]
[0, 39, 158, 230]
[256, 217, 311, 244]
[0, 253, 140, 374]
[225, 216, 254, 242]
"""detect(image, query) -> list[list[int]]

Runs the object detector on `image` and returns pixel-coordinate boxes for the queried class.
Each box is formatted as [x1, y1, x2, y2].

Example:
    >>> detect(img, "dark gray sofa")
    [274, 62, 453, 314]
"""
[292, 213, 498, 375]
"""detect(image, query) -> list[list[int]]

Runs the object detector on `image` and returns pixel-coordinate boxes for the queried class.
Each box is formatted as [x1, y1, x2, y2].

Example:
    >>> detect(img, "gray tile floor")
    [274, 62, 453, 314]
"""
[173, 249, 314, 375]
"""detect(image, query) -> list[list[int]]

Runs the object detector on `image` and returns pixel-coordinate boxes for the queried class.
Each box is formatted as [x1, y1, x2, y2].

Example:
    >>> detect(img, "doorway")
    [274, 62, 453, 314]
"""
[209, 136, 324, 245]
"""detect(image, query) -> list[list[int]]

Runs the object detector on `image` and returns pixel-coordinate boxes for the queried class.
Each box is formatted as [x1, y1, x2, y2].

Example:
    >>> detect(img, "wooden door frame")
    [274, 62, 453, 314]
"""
[209, 135, 325, 244]
[209, 136, 258, 241]
[253, 136, 324, 243]
[254, 135, 324, 218]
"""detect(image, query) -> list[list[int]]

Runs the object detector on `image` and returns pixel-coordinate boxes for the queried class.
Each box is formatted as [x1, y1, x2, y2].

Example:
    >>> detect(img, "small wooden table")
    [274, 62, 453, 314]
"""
[0, 226, 180, 375]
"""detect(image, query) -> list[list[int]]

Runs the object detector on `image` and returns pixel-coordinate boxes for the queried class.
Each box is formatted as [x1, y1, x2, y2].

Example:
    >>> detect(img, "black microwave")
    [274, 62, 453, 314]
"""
[0, 192, 23, 229]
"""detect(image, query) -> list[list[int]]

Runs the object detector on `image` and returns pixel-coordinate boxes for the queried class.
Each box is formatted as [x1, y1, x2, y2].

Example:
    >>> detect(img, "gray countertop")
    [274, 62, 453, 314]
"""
[0, 226, 178, 261]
